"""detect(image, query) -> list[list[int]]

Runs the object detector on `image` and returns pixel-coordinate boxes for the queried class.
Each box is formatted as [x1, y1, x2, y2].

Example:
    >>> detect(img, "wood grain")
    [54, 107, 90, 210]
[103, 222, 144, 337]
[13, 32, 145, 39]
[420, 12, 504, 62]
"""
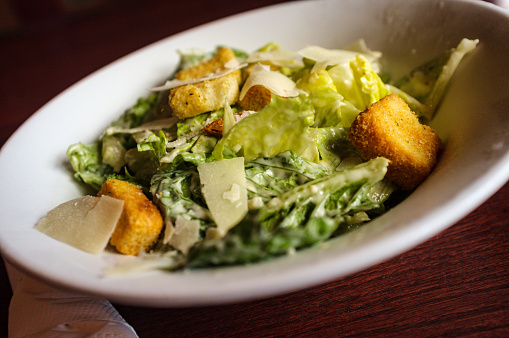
[0, 0, 508, 336]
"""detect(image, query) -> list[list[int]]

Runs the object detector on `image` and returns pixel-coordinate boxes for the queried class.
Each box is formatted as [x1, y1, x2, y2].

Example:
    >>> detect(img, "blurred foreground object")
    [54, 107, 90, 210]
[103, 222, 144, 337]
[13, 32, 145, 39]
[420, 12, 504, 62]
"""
[6, 261, 138, 337]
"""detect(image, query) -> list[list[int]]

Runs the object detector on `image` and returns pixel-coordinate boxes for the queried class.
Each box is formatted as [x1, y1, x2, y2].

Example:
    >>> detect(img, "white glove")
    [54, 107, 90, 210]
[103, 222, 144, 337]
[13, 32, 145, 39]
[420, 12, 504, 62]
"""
[5, 260, 138, 337]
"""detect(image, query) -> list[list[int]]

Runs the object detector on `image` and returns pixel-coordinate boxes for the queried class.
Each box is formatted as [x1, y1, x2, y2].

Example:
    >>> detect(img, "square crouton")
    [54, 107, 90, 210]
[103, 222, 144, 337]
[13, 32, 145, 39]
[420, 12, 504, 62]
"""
[347, 94, 442, 190]
[98, 179, 163, 255]
[169, 47, 241, 119]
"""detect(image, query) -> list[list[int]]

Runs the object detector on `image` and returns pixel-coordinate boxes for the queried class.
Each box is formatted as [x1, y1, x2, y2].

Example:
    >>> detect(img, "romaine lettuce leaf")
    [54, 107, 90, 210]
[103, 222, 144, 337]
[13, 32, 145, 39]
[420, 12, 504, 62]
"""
[187, 157, 390, 267]
[394, 38, 478, 120]
[124, 147, 159, 184]
[66, 142, 112, 191]
[316, 126, 362, 171]
[150, 167, 212, 236]
[101, 135, 127, 173]
[296, 69, 360, 128]
[245, 151, 328, 202]
[110, 93, 159, 129]
[177, 111, 217, 137]
[137, 130, 167, 160]
[328, 55, 389, 111]
[212, 94, 319, 162]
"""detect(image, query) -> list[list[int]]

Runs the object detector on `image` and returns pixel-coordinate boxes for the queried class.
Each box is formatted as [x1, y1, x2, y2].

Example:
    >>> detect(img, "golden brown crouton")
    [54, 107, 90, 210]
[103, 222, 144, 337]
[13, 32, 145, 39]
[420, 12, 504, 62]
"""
[98, 179, 163, 255]
[238, 84, 272, 111]
[169, 47, 241, 119]
[175, 47, 237, 80]
[169, 73, 240, 119]
[347, 94, 442, 190]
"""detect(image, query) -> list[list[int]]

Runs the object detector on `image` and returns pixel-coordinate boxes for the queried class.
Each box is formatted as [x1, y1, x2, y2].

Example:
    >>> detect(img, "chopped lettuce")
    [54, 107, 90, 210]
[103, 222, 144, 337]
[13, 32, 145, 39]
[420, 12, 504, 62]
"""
[213, 94, 319, 162]
[296, 69, 360, 128]
[316, 126, 362, 171]
[150, 167, 210, 225]
[245, 151, 328, 202]
[110, 93, 159, 129]
[137, 131, 167, 160]
[328, 55, 389, 112]
[187, 157, 390, 267]
[66, 142, 112, 191]
[101, 135, 127, 173]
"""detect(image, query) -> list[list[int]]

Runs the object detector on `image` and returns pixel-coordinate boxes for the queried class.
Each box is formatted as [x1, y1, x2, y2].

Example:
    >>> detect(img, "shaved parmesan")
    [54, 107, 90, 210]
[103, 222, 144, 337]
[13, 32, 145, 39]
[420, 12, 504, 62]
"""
[222, 183, 241, 203]
[162, 217, 175, 244]
[299, 46, 360, 65]
[224, 57, 240, 69]
[197, 157, 248, 235]
[104, 117, 179, 136]
[168, 216, 200, 254]
[35, 195, 124, 255]
[151, 63, 247, 91]
[247, 48, 303, 68]
[299, 44, 382, 73]
[239, 64, 299, 101]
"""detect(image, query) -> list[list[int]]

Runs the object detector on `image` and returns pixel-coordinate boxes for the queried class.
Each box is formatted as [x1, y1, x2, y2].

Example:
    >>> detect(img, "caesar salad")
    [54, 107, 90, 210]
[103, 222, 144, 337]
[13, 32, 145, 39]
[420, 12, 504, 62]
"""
[35, 38, 478, 274]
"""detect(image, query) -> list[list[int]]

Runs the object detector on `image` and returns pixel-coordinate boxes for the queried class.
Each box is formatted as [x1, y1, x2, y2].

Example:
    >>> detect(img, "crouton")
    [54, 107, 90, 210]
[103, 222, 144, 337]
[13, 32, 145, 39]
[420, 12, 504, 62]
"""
[202, 118, 224, 138]
[169, 47, 242, 119]
[202, 111, 254, 138]
[238, 84, 272, 111]
[347, 94, 442, 190]
[175, 47, 237, 81]
[98, 179, 163, 255]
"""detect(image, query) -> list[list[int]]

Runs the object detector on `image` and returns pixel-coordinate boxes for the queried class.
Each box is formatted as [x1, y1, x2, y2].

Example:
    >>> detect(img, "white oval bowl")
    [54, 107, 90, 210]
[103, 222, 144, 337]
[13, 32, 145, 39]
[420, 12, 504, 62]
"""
[1, 0, 508, 307]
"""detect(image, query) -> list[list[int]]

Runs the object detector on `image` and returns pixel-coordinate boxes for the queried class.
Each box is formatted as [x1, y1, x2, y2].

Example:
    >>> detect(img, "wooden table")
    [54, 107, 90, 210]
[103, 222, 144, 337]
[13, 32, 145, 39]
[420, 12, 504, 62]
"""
[0, 0, 507, 336]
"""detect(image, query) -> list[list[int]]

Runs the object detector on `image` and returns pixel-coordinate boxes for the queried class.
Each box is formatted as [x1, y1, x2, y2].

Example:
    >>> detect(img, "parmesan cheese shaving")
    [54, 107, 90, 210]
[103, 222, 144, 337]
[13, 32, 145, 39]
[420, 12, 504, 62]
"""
[34, 195, 124, 255]
[151, 63, 247, 91]
[239, 63, 299, 101]
[197, 157, 248, 236]
[298, 44, 382, 73]
[222, 183, 241, 203]
[299, 45, 360, 66]
[162, 217, 175, 244]
[104, 117, 179, 136]
[224, 57, 240, 69]
[247, 49, 303, 68]
[222, 100, 235, 135]
[169, 216, 200, 254]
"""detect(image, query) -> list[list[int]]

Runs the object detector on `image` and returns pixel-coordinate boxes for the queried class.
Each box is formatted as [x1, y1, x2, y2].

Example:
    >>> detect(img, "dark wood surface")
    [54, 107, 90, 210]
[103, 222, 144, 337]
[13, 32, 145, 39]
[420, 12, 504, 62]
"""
[0, 0, 508, 336]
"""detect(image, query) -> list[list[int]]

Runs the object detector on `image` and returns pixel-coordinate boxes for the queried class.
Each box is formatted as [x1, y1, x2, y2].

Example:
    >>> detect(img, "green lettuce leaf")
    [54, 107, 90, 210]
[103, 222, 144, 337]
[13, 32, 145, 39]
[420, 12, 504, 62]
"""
[315, 126, 362, 171]
[187, 157, 390, 267]
[110, 93, 159, 129]
[137, 130, 167, 160]
[297, 69, 360, 128]
[245, 151, 328, 202]
[150, 167, 211, 227]
[124, 148, 159, 184]
[328, 55, 389, 111]
[394, 38, 478, 120]
[212, 94, 319, 162]
[101, 135, 127, 173]
[66, 142, 112, 191]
